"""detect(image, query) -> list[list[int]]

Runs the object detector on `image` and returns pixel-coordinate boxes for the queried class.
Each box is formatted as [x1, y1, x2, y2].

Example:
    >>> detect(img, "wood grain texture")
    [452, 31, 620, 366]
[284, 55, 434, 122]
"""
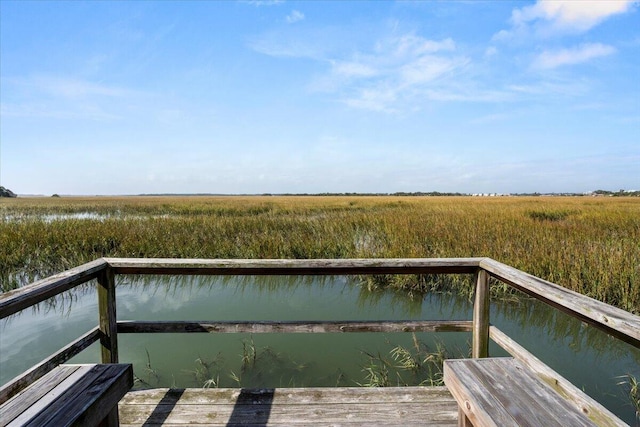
[4, 256, 638, 427]
[480, 258, 640, 349]
[472, 269, 489, 359]
[0, 327, 101, 405]
[39, 364, 133, 427]
[489, 326, 626, 427]
[117, 320, 473, 334]
[1, 366, 82, 426]
[444, 358, 600, 427]
[2, 364, 133, 427]
[0, 259, 107, 319]
[104, 257, 484, 276]
[118, 386, 458, 426]
[121, 424, 456, 427]
[98, 267, 118, 363]
[120, 387, 455, 405]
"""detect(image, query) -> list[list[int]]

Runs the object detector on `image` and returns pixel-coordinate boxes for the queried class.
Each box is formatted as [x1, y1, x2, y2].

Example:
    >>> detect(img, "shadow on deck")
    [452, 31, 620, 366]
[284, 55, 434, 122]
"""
[118, 386, 458, 426]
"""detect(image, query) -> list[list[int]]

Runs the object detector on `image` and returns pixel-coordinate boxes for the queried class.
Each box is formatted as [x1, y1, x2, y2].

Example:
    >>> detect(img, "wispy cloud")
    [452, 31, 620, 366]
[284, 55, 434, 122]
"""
[342, 87, 399, 113]
[318, 35, 470, 111]
[331, 61, 379, 78]
[495, 0, 636, 40]
[251, 28, 476, 112]
[244, 0, 284, 7]
[249, 31, 326, 59]
[0, 102, 121, 121]
[286, 10, 304, 24]
[484, 46, 498, 57]
[470, 112, 515, 125]
[37, 76, 135, 99]
[7, 75, 138, 100]
[533, 43, 616, 69]
[335, 36, 468, 111]
[2, 75, 142, 120]
[506, 78, 590, 97]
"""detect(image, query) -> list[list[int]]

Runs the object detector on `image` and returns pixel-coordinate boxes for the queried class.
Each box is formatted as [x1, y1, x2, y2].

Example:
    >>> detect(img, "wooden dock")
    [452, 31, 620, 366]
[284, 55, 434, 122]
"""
[2, 257, 639, 425]
[117, 386, 458, 426]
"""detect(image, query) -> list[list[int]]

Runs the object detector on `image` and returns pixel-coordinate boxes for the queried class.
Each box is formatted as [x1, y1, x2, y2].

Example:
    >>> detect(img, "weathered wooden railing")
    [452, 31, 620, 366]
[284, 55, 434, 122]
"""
[1, 257, 639, 420]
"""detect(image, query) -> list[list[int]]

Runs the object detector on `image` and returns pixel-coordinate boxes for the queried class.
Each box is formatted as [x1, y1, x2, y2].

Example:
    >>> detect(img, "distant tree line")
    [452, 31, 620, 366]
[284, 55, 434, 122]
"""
[591, 189, 640, 197]
[0, 186, 17, 198]
[260, 192, 470, 197]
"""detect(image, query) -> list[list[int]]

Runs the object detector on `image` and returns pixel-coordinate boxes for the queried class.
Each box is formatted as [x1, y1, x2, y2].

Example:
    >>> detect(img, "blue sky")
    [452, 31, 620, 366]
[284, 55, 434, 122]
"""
[1, 1, 638, 195]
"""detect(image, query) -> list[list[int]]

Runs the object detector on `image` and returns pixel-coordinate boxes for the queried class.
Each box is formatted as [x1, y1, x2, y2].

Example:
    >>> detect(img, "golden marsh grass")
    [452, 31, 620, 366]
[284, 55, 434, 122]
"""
[1, 195, 638, 313]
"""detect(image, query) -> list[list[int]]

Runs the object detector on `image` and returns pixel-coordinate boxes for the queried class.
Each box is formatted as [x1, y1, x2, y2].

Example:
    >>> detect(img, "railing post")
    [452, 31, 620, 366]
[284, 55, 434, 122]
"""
[98, 266, 118, 363]
[472, 268, 490, 358]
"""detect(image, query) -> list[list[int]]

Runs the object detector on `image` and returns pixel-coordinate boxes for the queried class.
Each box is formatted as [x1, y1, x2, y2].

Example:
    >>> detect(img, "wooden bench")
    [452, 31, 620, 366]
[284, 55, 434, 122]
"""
[1, 364, 133, 427]
[444, 357, 607, 427]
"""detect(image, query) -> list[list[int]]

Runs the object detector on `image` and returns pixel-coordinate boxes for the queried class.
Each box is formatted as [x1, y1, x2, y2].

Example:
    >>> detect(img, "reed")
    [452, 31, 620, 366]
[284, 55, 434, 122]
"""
[1, 195, 638, 312]
[617, 374, 640, 422]
[358, 334, 460, 387]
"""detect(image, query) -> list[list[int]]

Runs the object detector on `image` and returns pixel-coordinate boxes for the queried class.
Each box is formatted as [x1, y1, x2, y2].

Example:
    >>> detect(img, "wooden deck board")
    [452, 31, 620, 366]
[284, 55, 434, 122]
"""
[2, 364, 133, 427]
[443, 358, 602, 427]
[118, 386, 458, 426]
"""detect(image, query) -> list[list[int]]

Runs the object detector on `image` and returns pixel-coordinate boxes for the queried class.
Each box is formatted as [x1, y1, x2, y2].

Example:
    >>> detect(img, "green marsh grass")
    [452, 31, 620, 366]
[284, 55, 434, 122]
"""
[617, 374, 640, 422]
[1, 195, 638, 313]
[358, 334, 460, 387]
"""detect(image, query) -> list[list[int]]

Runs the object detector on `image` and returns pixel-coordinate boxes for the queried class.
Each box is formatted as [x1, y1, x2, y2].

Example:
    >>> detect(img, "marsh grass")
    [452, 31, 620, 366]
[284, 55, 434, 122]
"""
[617, 374, 640, 422]
[526, 209, 576, 222]
[189, 354, 224, 388]
[617, 374, 640, 425]
[133, 348, 161, 388]
[632, 376, 640, 422]
[1, 196, 638, 312]
[358, 334, 462, 387]
[133, 335, 451, 389]
[203, 337, 313, 388]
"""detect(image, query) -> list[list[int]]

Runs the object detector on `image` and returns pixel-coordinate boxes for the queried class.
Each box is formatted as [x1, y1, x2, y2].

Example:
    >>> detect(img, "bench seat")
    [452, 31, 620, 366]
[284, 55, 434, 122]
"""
[1, 364, 133, 427]
[443, 357, 600, 427]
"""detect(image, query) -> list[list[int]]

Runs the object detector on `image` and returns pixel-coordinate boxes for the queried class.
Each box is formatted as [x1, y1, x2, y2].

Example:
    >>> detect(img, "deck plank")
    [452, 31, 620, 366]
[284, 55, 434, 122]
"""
[121, 424, 457, 427]
[118, 387, 458, 426]
[444, 358, 600, 427]
[1, 366, 82, 426]
[3, 364, 133, 427]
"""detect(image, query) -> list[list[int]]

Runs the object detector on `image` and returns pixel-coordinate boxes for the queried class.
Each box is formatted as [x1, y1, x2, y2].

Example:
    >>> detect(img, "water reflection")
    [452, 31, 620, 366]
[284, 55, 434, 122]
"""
[1, 274, 638, 424]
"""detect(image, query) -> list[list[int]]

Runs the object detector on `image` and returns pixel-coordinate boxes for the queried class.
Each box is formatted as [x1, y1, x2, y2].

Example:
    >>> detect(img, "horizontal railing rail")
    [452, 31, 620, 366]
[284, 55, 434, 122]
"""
[1, 257, 639, 409]
[479, 258, 640, 348]
[103, 257, 484, 275]
[0, 258, 108, 319]
[116, 320, 474, 334]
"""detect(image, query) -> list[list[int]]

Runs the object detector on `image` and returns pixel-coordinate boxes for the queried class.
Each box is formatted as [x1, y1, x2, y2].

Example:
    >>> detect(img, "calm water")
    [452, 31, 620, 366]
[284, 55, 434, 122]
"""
[1, 275, 638, 424]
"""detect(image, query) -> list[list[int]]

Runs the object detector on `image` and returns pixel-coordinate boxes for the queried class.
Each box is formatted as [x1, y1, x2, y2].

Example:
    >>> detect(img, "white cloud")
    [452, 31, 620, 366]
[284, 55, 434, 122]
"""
[515, 0, 634, 31]
[0, 75, 143, 121]
[244, 0, 284, 6]
[286, 10, 305, 24]
[325, 35, 465, 112]
[249, 30, 329, 59]
[5, 75, 137, 100]
[332, 61, 379, 78]
[37, 77, 134, 99]
[484, 46, 498, 57]
[533, 43, 616, 69]
[400, 56, 460, 85]
[342, 88, 398, 113]
[252, 30, 466, 112]
[470, 113, 514, 125]
[2, 102, 123, 120]
[496, 0, 636, 39]
[375, 35, 455, 57]
[506, 78, 590, 97]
